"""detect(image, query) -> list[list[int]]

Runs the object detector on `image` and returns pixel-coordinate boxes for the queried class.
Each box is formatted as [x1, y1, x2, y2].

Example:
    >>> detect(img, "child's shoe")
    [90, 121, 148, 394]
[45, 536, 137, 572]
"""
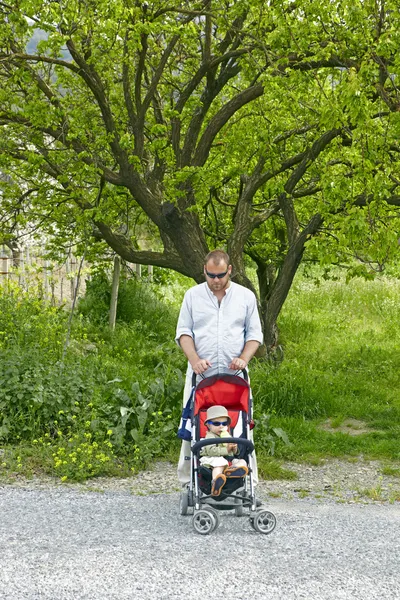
[211, 474, 227, 496]
[224, 465, 248, 478]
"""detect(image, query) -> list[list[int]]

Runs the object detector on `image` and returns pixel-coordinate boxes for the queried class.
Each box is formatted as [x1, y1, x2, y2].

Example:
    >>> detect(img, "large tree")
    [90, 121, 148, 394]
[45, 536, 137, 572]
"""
[1, 0, 400, 348]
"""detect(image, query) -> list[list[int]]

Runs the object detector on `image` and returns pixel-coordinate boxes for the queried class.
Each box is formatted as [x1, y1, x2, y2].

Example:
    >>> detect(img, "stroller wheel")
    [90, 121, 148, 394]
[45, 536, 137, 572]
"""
[250, 510, 277, 535]
[179, 490, 189, 516]
[204, 506, 220, 529]
[234, 496, 244, 517]
[192, 509, 218, 535]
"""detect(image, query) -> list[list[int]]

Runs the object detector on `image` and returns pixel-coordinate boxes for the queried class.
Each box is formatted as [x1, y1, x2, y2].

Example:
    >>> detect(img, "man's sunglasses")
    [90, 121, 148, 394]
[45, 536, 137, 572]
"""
[205, 270, 228, 279]
[208, 420, 229, 426]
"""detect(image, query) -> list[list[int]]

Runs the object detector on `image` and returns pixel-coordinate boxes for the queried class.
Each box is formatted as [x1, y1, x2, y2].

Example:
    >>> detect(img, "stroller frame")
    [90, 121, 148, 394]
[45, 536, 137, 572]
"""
[180, 370, 277, 535]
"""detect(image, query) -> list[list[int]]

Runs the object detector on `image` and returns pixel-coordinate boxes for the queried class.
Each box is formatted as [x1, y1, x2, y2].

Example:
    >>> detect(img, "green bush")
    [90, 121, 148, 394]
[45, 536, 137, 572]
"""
[78, 272, 180, 342]
[0, 280, 186, 479]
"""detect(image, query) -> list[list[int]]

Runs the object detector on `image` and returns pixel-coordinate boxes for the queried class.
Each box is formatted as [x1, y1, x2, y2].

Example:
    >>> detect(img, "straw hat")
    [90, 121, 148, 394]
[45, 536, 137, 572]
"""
[205, 405, 231, 424]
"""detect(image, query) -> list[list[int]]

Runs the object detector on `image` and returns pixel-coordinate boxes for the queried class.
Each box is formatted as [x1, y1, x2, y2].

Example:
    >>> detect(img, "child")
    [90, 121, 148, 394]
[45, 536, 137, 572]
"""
[200, 405, 248, 496]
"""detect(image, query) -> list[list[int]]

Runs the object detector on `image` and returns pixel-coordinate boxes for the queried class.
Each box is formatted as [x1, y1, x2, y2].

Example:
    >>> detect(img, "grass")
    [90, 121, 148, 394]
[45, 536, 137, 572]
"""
[257, 457, 297, 480]
[381, 466, 400, 477]
[250, 272, 400, 463]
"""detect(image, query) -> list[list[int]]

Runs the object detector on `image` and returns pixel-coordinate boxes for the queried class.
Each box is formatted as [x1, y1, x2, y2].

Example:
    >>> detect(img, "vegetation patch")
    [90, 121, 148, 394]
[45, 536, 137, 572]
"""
[1, 272, 400, 482]
[317, 418, 377, 436]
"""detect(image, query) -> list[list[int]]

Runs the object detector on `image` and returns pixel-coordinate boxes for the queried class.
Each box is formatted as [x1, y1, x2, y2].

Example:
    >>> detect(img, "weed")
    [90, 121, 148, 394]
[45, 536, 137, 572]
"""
[389, 491, 400, 503]
[257, 457, 297, 480]
[356, 485, 385, 501]
[297, 489, 309, 499]
[381, 466, 400, 478]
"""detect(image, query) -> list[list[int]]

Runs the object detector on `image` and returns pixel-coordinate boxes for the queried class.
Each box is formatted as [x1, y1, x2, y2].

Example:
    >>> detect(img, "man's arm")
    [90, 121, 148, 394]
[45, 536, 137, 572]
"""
[229, 340, 260, 371]
[179, 335, 212, 375]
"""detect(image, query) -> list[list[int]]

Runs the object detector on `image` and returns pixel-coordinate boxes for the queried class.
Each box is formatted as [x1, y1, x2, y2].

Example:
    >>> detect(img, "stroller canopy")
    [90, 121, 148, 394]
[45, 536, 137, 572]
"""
[194, 374, 250, 438]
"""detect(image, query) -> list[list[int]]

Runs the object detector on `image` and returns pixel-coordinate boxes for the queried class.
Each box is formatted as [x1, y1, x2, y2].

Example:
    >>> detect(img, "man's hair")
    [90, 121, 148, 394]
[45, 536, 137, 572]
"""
[204, 249, 230, 266]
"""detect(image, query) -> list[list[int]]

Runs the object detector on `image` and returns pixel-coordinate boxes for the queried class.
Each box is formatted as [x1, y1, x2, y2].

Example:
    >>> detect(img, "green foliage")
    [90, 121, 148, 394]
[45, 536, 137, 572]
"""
[253, 413, 292, 456]
[0, 282, 93, 440]
[78, 271, 184, 340]
[39, 426, 116, 482]
[1, 0, 400, 328]
[251, 272, 400, 461]
[256, 458, 297, 481]
[0, 281, 185, 480]
[2, 271, 400, 481]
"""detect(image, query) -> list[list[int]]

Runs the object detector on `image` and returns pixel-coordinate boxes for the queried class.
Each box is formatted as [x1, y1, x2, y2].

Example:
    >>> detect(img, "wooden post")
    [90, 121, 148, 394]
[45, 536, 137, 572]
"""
[109, 255, 120, 331]
[25, 247, 30, 291]
[70, 255, 76, 301]
[147, 265, 153, 281]
[135, 263, 142, 278]
[44, 260, 50, 299]
[0, 247, 8, 282]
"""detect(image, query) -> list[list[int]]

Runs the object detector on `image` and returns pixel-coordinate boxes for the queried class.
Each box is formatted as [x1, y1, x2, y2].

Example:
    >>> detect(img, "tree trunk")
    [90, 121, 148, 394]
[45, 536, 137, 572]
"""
[260, 213, 323, 350]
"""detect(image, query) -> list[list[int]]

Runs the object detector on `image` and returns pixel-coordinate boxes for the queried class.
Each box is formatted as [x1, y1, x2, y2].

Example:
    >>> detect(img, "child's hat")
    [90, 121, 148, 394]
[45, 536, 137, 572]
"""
[205, 405, 231, 424]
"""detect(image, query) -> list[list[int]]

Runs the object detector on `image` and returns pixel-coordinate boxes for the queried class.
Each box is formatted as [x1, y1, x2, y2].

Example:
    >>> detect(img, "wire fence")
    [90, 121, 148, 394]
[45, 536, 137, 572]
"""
[0, 245, 153, 305]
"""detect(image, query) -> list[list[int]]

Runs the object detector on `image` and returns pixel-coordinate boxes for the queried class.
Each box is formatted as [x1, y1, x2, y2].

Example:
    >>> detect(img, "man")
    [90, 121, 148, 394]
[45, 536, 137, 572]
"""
[175, 249, 263, 485]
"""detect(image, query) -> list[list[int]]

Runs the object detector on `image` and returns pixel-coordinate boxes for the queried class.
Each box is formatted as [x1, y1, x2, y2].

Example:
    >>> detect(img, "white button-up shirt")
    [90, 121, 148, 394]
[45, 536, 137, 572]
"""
[175, 281, 263, 377]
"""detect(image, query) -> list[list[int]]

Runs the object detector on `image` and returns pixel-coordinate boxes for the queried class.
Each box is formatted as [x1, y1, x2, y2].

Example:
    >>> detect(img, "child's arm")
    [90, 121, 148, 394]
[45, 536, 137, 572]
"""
[222, 428, 238, 454]
[200, 431, 230, 457]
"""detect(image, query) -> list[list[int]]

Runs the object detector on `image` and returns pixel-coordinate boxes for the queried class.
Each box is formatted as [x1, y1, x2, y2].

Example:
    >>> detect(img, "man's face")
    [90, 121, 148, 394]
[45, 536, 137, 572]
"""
[204, 260, 232, 293]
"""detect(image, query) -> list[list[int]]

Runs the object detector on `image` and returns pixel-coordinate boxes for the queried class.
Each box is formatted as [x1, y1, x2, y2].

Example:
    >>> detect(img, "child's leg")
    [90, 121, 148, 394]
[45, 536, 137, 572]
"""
[209, 459, 228, 496]
[224, 458, 248, 478]
[212, 466, 225, 479]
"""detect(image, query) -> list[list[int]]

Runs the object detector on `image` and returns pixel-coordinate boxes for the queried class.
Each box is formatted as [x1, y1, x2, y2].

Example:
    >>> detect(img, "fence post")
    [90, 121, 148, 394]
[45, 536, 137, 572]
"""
[69, 255, 78, 301]
[0, 247, 8, 282]
[44, 260, 50, 299]
[109, 255, 120, 331]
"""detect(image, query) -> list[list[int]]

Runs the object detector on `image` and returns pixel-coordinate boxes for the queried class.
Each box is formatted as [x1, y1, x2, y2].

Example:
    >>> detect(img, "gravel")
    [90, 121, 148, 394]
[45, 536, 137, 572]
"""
[1, 486, 399, 600]
[1, 459, 400, 599]
[3, 457, 399, 504]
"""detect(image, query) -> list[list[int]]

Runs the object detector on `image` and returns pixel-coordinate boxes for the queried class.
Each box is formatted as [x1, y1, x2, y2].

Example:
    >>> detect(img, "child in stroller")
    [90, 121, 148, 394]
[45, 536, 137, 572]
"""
[200, 405, 248, 497]
[178, 371, 277, 535]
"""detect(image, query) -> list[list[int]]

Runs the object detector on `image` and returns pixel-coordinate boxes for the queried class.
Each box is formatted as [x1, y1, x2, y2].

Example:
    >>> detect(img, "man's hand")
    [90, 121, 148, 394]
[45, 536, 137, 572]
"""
[229, 357, 248, 371]
[191, 358, 212, 375]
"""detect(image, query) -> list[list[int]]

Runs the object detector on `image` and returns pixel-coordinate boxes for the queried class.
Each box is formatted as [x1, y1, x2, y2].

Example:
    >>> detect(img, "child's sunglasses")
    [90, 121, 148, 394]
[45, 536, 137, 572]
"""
[208, 420, 229, 426]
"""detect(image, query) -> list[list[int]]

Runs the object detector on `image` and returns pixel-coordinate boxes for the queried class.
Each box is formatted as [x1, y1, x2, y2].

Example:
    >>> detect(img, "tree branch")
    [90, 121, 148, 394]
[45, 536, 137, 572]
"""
[64, 38, 128, 169]
[0, 52, 80, 73]
[0, 113, 124, 186]
[122, 35, 137, 132]
[93, 221, 187, 272]
[193, 83, 264, 166]
[284, 128, 342, 194]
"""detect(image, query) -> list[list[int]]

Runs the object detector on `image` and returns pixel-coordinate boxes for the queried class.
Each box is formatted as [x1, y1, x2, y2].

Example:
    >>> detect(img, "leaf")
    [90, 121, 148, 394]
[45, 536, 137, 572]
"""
[272, 427, 292, 446]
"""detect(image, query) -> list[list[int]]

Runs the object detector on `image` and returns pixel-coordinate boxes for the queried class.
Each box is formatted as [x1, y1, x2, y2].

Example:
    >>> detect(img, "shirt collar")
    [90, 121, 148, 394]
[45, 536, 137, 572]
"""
[205, 280, 233, 300]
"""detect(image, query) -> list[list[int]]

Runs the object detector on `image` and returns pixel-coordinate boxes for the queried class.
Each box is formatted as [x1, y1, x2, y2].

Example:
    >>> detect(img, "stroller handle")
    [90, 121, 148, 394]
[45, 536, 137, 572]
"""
[191, 436, 255, 454]
[191, 369, 248, 387]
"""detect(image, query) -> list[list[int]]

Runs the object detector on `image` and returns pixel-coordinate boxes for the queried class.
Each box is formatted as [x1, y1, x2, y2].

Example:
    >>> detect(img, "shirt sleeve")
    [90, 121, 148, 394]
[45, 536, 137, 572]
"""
[175, 290, 194, 346]
[244, 292, 264, 345]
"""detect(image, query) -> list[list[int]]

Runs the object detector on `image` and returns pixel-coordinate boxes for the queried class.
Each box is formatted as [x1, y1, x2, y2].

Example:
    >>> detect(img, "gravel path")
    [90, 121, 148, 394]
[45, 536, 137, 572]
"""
[1, 480, 399, 600]
[1, 459, 400, 599]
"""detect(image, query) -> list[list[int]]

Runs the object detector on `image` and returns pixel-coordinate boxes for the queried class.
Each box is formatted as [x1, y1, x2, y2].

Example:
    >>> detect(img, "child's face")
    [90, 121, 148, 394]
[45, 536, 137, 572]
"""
[207, 418, 229, 435]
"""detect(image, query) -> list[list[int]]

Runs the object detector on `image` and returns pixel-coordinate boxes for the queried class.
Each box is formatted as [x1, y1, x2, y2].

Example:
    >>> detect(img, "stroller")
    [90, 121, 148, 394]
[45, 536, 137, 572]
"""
[179, 371, 277, 535]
